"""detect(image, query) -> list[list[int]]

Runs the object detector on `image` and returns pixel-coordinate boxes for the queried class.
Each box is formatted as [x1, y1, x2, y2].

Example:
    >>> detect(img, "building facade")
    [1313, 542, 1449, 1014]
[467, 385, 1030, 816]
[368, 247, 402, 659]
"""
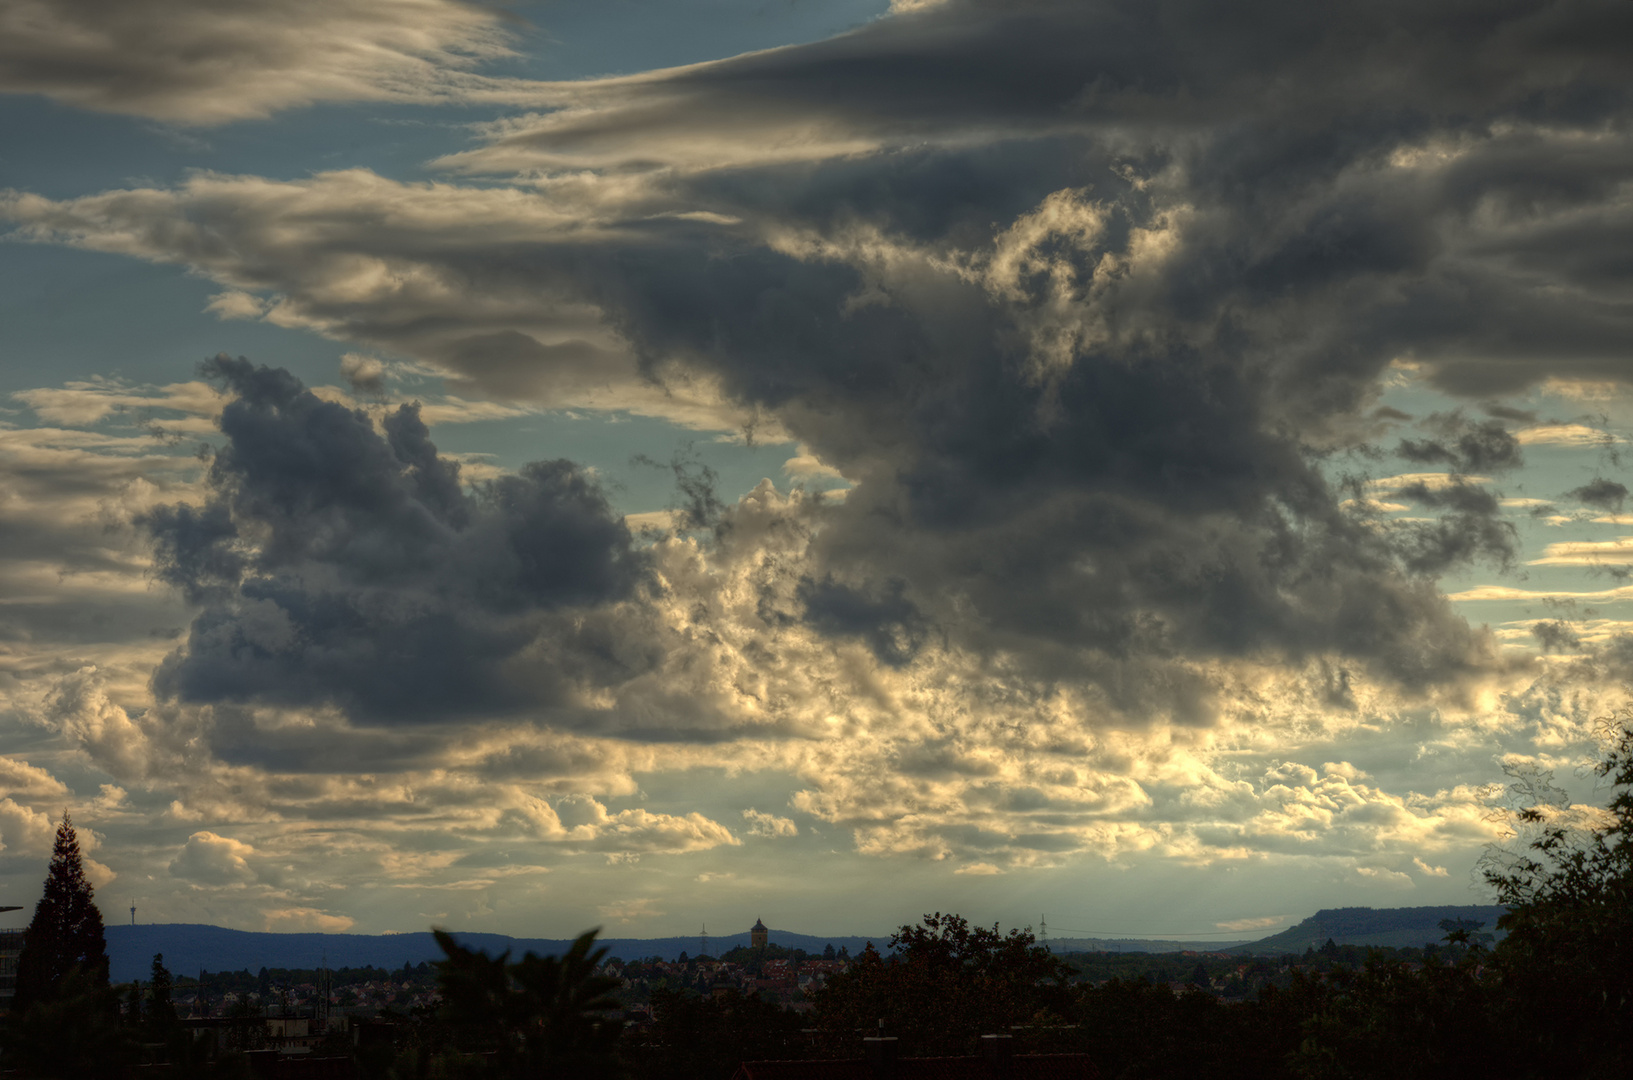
[0, 929, 24, 1010]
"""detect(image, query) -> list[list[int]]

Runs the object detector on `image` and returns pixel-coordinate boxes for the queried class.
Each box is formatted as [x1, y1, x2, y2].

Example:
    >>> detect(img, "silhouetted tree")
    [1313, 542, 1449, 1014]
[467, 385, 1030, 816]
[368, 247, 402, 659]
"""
[2, 966, 128, 1077]
[435, 927, 623, 1078]
[1481, 715, 1633, 1076]
[2, 815, 124, 1074]
[632, 987, 804, 1080]
[814, 913, 1071, 1056]
[1287, 942, 1503, 1079]
[147, 953, 178, 1034]
[12, 813, 109, 1010]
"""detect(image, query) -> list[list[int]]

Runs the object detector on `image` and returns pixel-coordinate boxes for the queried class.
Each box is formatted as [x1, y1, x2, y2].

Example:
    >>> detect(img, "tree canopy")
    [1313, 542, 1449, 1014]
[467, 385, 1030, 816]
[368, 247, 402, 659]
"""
[3, 814, 120, 1077]
[434, 926, 624, 1078]
[13, 813, 108, 1010]
[813, 912, 1072, 1056]
[1480, 716, 1633, 1075]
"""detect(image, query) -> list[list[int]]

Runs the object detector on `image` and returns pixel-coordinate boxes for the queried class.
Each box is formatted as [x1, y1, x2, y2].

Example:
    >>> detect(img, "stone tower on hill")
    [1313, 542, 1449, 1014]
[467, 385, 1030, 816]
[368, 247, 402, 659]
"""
[751, 918, 768, 949]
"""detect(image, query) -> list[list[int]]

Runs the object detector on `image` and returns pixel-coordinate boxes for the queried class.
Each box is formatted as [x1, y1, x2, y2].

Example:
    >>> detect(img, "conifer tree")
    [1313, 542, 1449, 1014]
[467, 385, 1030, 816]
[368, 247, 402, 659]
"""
[13, 813, 109, 1010]
[148, 953, 177, 1032]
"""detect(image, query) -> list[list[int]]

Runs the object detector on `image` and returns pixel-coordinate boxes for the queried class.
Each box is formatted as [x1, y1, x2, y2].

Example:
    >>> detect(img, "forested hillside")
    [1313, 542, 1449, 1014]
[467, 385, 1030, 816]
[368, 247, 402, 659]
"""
[1226, 906, 1507, 954]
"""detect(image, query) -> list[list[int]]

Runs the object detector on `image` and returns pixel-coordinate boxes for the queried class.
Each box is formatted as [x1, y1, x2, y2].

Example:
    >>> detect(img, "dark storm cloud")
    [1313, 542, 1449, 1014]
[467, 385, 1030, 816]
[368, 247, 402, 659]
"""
[19, 0, 1628, 728]
[143, 356, 649, 723]
[1563, 478, 1628, 510]
[569, 201, 1501, 705]
[1397, 416, 1523, 474]
[1530, 620, 1581, 653]
[1395, 482, 1503, 517]
[1392, 482, 1517, 576]
[446, 0, 1633, 398]
[444, 0, 1633, 708]
[418, 0, 1633, 709]
[797, 575, 930, 668]
[1483, 404, 1537, 424]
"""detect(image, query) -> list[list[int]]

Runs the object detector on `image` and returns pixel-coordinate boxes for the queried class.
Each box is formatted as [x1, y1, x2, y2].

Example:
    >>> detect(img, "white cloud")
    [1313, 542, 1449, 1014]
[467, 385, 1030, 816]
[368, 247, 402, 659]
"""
[1528, 536, 1633, 566]
[624, 509, 679, 533]
[1495, 618, 1633, 649]
[44, 667, 155, 780]
[695, 871, 736, 883]
[0, 172, 784, 436]
[742, 808, 798, 839]
[0, 757, 70, 801]
[264, 907, 356, 933]
[1343, 498, 1410, 513]
[953, 862, 1003, 875]
[204, 291, 269, 320]
[0, 0, 525, 124]
[598, 897, 665, 924]
[1355, 866, 1415, 888]
[1448, 583, 1633, 602]
[1540, 378, 1621, 402]
[0, 798, 55, 857]
[1369, 472, 1491, 495]
[1215, 915, 1287, 932]
[338, 353, 387, 393]
[1514, 424, 1620, 447]
[782, 446, 846, 482]
[13, 379, 223, 428]
[170, 831, 260, 885]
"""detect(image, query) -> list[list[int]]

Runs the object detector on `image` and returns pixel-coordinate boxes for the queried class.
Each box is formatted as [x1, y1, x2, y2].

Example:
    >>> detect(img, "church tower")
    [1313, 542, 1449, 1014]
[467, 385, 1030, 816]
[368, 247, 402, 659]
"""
[751, 917, 768, 949]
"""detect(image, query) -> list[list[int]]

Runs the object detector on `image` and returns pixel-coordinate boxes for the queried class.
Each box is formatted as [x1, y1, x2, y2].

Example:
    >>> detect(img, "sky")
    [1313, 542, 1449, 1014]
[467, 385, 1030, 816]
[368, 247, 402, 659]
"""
[1, 0, 1632, 945]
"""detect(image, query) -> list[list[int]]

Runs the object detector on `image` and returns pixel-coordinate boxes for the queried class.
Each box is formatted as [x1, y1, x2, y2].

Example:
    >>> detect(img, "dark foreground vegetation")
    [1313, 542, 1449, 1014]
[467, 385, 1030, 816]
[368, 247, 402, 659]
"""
[5, 719, 1632, 1079]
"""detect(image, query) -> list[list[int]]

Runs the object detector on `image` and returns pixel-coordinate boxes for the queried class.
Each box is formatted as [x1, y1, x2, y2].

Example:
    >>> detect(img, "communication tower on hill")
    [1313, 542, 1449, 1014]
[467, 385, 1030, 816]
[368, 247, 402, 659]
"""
[1041, 915, 1049, 953]
[700, 923, 709, 958]
[130, 903, 136, 926]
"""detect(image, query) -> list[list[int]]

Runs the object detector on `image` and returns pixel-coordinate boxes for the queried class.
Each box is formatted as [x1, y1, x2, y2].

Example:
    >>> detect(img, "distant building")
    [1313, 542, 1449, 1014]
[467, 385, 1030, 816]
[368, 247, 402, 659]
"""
[751, 918, 768, 949]
[0, 928, 23, 1010]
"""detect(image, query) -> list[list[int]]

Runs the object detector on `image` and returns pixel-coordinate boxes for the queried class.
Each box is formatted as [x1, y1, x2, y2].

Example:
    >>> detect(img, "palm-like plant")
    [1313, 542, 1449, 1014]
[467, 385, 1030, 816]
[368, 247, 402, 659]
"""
[434, 927, 623, 1078]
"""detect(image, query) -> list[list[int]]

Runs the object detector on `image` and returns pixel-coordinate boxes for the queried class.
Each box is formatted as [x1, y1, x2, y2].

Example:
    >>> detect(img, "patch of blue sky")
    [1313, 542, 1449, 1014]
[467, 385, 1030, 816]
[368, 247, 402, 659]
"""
[495, 1, 892, 82]
[1358, 372, 1633, 643]
[427, 409, 808, 516]
[0, 244, 337, 394]
[0, 1, 887, 525]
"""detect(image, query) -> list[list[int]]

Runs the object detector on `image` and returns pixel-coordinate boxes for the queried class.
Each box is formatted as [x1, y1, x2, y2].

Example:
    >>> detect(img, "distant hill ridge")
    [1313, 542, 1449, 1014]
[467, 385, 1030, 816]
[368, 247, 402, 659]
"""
[1220, 905, 1508, 955]
[100, 925, 886, 983]
[94, 904, 1510, 981]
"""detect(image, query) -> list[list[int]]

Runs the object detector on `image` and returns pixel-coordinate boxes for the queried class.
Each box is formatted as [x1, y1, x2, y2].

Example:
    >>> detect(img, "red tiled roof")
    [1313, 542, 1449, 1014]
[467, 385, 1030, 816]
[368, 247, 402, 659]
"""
[731, 1054, 1098, 1080]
